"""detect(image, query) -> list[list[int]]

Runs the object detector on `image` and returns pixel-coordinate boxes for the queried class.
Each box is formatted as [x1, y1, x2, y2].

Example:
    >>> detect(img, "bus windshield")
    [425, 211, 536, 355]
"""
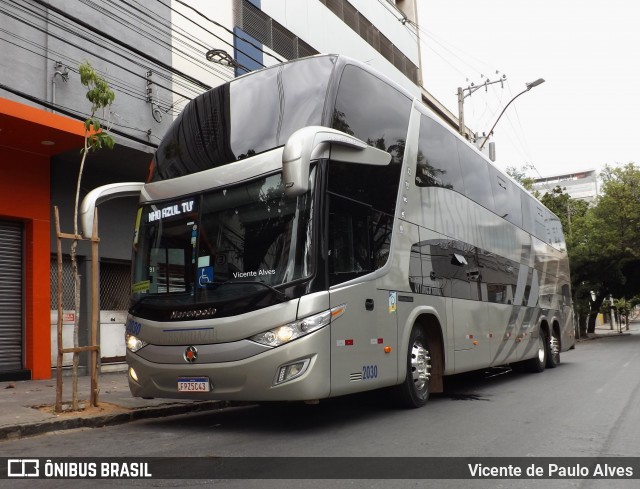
[149, 56, 336, 181]
[131, 169, 315, 317]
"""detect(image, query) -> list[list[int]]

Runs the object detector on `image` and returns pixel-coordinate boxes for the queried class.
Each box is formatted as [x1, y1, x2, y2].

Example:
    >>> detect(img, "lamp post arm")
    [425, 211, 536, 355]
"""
[479, 88, 529, 150]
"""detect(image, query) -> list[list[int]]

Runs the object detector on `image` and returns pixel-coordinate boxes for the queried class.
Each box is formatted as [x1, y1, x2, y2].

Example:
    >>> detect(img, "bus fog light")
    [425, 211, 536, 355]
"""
[129, 367, 139, 383]
[274, 359, 310, 385]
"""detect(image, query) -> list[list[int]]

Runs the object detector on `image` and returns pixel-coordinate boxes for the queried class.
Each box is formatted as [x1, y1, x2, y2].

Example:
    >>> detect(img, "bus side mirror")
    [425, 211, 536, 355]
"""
[282, 126, 391, 197]
[80, 182, 144, 237]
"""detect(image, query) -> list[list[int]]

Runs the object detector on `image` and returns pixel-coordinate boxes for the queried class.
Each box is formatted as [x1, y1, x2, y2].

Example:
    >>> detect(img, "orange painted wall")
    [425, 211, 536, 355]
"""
[0, 147, 51, 379]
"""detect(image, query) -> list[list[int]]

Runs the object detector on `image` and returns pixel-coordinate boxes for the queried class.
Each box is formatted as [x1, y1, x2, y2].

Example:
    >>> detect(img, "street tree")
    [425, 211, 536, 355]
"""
[68, 62, 115, 410]
[506, 163, 537, 192]
[539, 185, 588, 240]
[569, 163, 640, 333]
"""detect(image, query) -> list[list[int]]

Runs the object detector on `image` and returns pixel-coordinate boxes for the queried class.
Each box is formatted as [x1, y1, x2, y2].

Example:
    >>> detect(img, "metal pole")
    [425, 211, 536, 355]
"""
[55, 207, 64, 413]
[479, 78, 544, 151]
[457, 87, 465, 137]
[479, 88, 528, 150]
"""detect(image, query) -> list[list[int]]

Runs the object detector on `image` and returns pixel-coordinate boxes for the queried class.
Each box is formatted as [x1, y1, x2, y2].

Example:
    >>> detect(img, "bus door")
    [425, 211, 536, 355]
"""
[327, 197, 398, 396]
[328, 284, 398, 396]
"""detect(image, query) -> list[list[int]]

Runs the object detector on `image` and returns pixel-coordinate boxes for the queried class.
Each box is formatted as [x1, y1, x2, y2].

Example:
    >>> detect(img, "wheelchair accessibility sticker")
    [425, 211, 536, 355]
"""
[198, 266, 214, 288]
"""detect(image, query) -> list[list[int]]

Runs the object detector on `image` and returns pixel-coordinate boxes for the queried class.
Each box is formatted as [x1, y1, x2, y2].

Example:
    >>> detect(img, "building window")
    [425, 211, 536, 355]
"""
[319, 0, 418, 83]
[236, 0, 319, 64]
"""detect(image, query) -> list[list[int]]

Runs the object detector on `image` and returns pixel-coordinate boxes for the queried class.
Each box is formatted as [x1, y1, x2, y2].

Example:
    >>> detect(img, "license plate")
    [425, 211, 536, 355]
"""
[177, 377, 210, 392]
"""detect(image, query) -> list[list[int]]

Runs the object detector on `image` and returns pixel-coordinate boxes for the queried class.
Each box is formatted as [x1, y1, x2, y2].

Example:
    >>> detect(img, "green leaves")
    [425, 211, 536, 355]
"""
[565, 162, 640, 318]
[78, 61, 115, 152]
[506, 163, 537, 192]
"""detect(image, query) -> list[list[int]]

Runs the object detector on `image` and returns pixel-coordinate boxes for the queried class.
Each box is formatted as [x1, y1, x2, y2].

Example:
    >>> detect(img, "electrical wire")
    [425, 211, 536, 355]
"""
[0, 32, 167, 111]
[402, 12, 553, 186]
[406, 18, 499, 78]
[405, 28, 468, 80]
[169, 0, 284, 65]
[116, 0, 240, 72]
[85, 0, 236, 84]
[157, 0, 269, 68]
[0, 82, 160, 147]
[29, 0, 212, 91]
[0, 2, 202, 102]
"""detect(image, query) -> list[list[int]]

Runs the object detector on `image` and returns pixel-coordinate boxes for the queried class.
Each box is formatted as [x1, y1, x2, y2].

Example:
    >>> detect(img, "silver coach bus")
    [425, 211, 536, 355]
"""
[82, 55, 574, 408]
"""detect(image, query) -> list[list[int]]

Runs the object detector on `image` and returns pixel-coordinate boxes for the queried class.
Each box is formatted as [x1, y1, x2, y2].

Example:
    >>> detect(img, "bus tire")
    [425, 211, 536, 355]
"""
[523, 329, 547, 373]
[395, 326, 431, 408]
[546, 328, 560, 368]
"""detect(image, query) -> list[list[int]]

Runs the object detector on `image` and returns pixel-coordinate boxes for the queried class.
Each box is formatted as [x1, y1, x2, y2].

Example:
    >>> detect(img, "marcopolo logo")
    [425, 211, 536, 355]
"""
[169, 307, 217, 320]
[8, 459, 39, 477]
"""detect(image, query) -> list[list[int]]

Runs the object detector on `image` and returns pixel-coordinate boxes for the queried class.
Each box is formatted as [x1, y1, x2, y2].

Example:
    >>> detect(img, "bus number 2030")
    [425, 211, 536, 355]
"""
[362, 365, 378, 380]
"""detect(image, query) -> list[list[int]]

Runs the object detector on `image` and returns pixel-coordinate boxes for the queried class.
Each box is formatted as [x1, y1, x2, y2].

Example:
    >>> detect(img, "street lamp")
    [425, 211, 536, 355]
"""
[478, 78, 545, 150]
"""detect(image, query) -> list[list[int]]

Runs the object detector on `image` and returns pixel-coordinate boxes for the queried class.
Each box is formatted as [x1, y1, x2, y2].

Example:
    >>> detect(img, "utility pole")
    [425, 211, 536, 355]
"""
[457, 75, 507, 139]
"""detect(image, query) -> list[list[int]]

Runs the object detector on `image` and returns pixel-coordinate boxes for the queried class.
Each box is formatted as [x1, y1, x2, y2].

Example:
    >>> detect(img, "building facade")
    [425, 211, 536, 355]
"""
[532, 170, 599, 203]
[0, 0, 430, 381]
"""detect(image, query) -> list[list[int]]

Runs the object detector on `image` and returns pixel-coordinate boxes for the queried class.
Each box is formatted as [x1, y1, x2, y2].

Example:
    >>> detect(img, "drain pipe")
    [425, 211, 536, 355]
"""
[52, 61, 69, 112]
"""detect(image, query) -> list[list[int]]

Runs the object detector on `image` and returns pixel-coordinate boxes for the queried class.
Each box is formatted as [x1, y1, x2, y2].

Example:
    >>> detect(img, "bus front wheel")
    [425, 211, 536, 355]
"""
[395, 327, 431, 408]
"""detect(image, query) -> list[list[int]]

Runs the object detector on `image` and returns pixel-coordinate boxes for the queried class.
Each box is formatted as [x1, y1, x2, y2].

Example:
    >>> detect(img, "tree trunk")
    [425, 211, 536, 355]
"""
[70, 239, 80, 411]
[626, 313, 630, 331]
[578, 313, 588, 338]
[587, 311, 598, 334]
[587, 295, 606, 334]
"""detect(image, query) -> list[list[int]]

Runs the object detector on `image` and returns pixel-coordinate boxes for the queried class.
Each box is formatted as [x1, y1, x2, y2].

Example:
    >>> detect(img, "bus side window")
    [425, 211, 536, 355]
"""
[328, 65, 410, 286]
[490, 166, 522, 227]
[415, 114, 463, 191]
[327, 192, 393, 286]
[456, 140, 495, 212]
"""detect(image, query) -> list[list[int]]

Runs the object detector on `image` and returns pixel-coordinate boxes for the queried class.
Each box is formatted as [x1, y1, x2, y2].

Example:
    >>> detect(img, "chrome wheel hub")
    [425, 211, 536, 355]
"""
[411, 341, 431, 391]
[550, 335, 560, 358]
[537, 335, 546, 363]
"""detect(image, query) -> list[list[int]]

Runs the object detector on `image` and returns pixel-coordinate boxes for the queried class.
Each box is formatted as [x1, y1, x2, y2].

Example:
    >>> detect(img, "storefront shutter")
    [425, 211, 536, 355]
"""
[0, 220, 23, 372]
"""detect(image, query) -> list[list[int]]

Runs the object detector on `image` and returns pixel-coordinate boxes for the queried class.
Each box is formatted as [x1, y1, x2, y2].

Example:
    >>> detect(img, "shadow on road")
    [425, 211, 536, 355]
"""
[138, 364, 568, 435]
[137, 329, 638, 436]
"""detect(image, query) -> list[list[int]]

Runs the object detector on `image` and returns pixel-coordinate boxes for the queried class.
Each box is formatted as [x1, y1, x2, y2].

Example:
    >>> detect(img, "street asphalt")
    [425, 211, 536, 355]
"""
[0, 323, 629, 442]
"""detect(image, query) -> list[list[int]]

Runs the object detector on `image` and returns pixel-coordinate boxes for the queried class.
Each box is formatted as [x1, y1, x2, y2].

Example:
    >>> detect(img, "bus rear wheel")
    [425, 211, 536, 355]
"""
[395, 327, 431, 408]
[522, 330, 547, 373]
[546, 329, 560, 368]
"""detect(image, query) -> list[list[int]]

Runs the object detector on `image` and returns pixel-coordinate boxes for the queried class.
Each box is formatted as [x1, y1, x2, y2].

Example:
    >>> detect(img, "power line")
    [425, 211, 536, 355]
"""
[0, 0, 212, 98]
[30, 0, 212, 91]
[0, 82, 159, 148]
[406, 18, 499, 78]
[93, 0, 236, 84]
[156, 0, 272, 69]
[406, 27, 468, 80]
[0, 2, 202, 102]
[169, 0, 285, 65]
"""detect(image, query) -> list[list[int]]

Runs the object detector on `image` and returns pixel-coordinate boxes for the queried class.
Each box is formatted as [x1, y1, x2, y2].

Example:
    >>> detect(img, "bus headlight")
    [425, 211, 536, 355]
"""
[125, 333, 148, 353]
[250, 304, 346, 347]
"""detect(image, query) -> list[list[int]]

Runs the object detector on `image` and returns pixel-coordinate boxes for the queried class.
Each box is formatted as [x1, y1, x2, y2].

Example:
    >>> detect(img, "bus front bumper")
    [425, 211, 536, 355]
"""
[126, 326, 331, 402]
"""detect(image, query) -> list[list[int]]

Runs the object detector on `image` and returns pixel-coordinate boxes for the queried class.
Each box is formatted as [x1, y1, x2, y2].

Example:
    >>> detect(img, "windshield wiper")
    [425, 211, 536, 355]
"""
[211, 280, 289, 302]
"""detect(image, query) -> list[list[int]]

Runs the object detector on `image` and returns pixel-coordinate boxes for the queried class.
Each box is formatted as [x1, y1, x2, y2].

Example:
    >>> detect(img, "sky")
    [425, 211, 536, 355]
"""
[416, 0, 639, 178]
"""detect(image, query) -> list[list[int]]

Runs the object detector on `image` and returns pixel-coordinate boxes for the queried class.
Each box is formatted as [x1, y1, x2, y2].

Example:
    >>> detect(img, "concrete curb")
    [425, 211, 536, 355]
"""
[0, 400, 226, 442]
[577, 332, 631, 342]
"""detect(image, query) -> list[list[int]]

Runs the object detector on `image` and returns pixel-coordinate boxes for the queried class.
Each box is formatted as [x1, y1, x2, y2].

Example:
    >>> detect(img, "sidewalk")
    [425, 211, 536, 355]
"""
[578, 320, 635, 341]
[0, 369, 227, 442]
